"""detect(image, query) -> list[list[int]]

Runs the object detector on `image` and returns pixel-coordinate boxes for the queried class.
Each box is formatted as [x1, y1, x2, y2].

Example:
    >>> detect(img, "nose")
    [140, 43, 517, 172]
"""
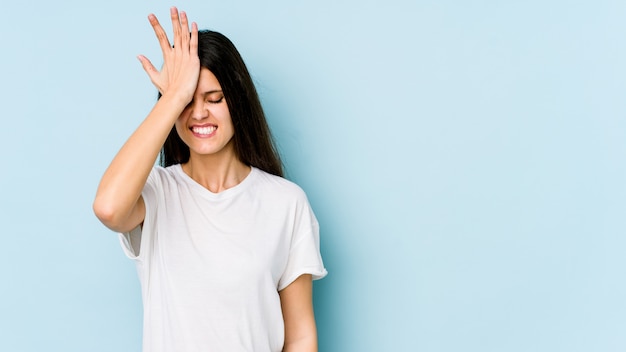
[189, 99, 209, 120]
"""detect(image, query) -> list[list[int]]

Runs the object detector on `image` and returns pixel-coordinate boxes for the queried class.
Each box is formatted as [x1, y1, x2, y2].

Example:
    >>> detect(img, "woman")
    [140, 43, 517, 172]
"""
[93, 7, 327, 352]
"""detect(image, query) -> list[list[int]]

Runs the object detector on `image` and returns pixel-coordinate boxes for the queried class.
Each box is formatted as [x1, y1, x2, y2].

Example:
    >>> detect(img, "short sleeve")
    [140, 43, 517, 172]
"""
[118, 167, 160, 261]
[278, 195, 328, 291]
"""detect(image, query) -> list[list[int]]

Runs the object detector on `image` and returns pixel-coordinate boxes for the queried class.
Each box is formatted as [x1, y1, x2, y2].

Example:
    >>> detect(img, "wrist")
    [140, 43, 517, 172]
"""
[159, 90, 192, 109]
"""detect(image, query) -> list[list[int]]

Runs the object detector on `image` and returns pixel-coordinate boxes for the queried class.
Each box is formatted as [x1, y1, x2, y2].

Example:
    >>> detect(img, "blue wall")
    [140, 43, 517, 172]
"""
[1, 1, 625, 351]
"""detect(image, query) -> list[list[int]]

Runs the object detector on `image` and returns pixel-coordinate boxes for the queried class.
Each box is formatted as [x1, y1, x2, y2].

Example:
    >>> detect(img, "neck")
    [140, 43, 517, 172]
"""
[182, 146, 251, 193]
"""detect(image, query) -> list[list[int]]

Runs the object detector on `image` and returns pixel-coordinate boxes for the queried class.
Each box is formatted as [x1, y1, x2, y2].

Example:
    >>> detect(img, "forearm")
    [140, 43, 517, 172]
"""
[94, 7, 200, 232]
[93, 94, 186, 231]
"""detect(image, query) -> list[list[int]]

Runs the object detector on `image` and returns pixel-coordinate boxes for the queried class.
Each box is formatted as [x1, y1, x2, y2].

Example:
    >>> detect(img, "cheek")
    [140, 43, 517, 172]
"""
[215, 108, 233, 128]
[174, 119, 186, 138]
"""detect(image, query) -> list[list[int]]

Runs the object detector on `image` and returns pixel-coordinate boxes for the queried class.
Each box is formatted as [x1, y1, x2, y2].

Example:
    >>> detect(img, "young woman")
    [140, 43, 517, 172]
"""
[93, 8, 327, 352]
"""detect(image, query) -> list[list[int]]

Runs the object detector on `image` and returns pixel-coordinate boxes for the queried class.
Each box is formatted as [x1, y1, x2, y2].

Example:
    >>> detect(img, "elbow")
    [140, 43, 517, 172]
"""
[93, 197, 116, 228]
[93, 193, 143, 233]
[92, 197, 128, 232]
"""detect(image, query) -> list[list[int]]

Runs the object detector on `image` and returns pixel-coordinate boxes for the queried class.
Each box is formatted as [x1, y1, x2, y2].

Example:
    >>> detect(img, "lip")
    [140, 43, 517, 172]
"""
[190, 123, 218, 138]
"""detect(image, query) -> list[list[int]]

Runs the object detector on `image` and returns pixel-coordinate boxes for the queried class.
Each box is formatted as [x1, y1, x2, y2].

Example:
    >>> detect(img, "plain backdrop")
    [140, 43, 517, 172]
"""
[1, 0, 625, 351]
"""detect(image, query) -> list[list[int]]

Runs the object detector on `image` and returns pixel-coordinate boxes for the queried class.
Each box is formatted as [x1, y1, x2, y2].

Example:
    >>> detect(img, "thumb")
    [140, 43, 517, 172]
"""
[137, 55, 164, 93]
[137, 55, 159, 79]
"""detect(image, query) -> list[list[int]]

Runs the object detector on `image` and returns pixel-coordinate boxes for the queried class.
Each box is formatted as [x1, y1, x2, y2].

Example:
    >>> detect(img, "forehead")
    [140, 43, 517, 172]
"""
[197, 68, 222, 91]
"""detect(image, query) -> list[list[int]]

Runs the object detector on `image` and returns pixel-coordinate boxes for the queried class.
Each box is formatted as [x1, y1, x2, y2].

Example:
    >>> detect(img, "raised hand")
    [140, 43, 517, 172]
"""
[138, 7, 199, 104]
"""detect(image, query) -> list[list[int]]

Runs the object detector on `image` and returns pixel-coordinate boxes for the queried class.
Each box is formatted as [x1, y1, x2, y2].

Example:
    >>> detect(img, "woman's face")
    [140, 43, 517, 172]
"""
[175, 68, 235, 160]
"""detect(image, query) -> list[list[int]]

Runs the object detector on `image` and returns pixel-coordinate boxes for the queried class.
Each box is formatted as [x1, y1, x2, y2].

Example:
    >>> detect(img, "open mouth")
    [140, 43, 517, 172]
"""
[191, 126, 217, 135]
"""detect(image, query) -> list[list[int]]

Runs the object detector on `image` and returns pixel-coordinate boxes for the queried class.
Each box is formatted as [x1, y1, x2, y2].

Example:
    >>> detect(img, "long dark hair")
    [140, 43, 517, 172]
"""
[159, 30, 283, 177]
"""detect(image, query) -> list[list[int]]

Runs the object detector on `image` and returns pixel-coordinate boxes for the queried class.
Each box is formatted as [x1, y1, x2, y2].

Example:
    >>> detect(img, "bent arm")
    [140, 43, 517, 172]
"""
[93, 8, 198, 233]
[280, 274, 318, 352]
[93, 94, 188, 233]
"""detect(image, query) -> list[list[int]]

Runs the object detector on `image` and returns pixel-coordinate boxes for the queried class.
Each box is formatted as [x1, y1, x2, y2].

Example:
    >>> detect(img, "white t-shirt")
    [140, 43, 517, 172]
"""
[119, 165, 327, 352]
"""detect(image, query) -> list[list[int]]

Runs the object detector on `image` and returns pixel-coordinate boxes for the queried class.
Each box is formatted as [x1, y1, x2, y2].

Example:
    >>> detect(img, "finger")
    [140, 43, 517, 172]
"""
[138, 55, 167, 93]
[170, 7, 182, 51]
[148, 14, 172, 55]
[190, 22, 198, 56]
[137, 55, 158, 76]
[180, 11, 191, 49]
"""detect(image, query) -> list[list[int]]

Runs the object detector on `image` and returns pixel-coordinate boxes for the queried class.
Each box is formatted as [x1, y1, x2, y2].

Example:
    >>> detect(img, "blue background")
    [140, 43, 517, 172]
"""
[1, 1, 625, 351]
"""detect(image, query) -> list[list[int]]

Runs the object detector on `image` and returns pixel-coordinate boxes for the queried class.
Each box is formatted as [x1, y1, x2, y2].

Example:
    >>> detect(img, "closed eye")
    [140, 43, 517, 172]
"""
[207, 96, 224, 104]
[183, 95, 224, 110]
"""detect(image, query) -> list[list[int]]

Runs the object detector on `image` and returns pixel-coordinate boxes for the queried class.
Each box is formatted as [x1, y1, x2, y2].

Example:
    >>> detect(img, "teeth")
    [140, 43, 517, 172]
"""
[192, 126, 216, 135]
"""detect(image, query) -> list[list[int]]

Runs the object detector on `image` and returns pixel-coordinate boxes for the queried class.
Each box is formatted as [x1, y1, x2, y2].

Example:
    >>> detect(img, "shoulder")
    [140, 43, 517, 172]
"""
[251, 168, 319, 228]
[148, 164, 183, 182]
[251, 168, 309, 202]
[151, 164, 180, 177]
[143, 164, 187, 193]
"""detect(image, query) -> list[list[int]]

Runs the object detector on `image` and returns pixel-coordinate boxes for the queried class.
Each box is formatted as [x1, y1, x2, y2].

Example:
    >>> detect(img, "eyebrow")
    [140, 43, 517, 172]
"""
[203, 90, 223, 95]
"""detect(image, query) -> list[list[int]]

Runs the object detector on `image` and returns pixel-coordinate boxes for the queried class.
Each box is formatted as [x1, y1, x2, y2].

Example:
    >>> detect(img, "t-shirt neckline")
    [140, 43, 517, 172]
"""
[172, 164, 257, 200]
